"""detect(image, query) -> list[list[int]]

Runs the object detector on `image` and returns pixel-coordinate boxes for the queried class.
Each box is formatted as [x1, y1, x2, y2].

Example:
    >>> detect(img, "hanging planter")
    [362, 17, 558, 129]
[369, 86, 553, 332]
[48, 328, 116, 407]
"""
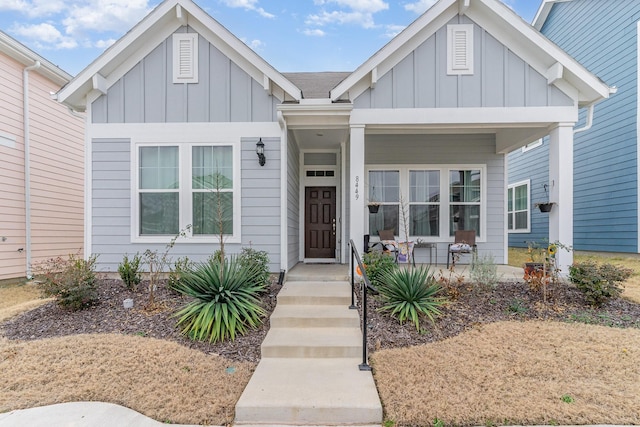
[368, 203, 380, 214]
[535, 202, 554, 213]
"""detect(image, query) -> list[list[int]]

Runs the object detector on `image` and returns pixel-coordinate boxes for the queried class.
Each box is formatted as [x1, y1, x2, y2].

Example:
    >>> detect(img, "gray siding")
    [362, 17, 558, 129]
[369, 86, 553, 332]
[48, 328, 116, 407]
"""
[92, 27, 280, 124]
[354, 15, 573, 109]
[365, 134, 505, 264]
[287, 137, 300, 270]
[508, 0, 639, 253]
[91, 137, 282, 273]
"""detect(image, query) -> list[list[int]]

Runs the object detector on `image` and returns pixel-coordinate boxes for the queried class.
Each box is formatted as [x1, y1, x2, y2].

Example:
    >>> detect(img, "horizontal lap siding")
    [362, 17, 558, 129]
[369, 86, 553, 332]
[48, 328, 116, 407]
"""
[355, 15, 572, 109]
[543, 0, 640, 252]
[365, 134, 505, 264]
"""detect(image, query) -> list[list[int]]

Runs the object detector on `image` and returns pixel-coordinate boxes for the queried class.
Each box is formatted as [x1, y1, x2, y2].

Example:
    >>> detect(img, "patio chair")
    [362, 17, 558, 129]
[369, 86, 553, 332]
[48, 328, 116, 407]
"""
[447, 230, 477, 267]
[374, 229, 399, 262]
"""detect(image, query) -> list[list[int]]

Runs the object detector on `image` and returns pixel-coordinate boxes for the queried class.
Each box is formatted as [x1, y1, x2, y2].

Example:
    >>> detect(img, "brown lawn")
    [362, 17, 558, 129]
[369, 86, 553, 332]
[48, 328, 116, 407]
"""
[0, 282, 50, 322]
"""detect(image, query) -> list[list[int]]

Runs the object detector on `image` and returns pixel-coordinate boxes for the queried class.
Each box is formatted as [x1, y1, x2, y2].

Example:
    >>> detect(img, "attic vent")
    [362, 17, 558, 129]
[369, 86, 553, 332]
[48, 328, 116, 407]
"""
[173, 33, 198, 83]
[447, 24, 474, 75]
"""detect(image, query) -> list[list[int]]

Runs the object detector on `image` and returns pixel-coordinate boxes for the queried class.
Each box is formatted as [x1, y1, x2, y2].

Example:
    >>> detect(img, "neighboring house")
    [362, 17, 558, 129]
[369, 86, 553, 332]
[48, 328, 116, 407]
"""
[56, 0, 611, 275]
[0, 31, 85, 282]
[508, 0, 638, 253]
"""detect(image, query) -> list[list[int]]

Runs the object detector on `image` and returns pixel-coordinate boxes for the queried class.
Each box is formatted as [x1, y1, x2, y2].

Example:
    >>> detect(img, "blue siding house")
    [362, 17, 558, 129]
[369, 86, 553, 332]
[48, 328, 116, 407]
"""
[508, 0, 639, 253]
[56, 0, 610, 274]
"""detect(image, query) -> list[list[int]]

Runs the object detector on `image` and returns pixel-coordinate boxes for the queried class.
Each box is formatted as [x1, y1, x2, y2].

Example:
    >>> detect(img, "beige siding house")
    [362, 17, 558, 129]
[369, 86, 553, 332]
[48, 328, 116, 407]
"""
[0, 31, 84, 281]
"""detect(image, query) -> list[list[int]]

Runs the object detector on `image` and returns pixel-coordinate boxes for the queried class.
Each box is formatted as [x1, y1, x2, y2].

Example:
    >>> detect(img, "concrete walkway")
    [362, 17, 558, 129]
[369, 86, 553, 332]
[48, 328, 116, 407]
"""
[234, 264, 382, 425]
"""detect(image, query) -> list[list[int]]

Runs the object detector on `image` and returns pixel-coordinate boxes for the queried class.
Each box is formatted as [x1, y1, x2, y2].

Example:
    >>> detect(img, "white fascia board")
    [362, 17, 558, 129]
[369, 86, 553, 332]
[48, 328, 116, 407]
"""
[330, 0, 457, 101]
[350, 106, 578, 127]
[533, 0, 573, 30]
[89, 122, 282, 141]
[57, 0, 180, 110]
[469, 0, 610, 104]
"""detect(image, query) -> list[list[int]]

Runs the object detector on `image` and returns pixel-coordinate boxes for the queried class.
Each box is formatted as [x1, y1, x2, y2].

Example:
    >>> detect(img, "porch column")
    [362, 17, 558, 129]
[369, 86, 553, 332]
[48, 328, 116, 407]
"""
[548, 123, 574, 274]
[350, 125, 366, 252]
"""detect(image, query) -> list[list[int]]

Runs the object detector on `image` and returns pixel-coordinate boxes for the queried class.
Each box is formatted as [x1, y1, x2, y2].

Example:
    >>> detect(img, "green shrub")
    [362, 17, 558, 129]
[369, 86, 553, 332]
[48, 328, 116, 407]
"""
[470, 253, 500, 289]
[167, 256, 194, 292]
[378, 266, 446, 330]
[118, 253, 142, 290]
[173, 257, 266, 343]
[362, 250, 397, 287]
[34, 253, 98, 311]
[569, 261, 632, 306]
[238, 247, 270, 287]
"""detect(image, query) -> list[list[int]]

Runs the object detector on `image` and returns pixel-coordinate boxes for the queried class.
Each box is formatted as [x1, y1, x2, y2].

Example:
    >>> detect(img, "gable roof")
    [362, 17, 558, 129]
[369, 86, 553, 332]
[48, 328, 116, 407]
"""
[330, 0, 611, 108]
[284, 72, 350, 99]
[533, 0, 573, 30]
[57, 0, 302, 111]
[0, 30, 72, 86]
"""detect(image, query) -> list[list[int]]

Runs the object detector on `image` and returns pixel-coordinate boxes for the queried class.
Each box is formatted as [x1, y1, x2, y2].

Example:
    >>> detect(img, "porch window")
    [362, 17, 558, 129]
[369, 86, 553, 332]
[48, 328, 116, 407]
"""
[368, 170, 400, 237]
[449, 169, 481, 237]
[409, 170, 439, 236]
[192, 146, 233, 235]
[508, 180, 530, 232]
[139, 146, 180, 235]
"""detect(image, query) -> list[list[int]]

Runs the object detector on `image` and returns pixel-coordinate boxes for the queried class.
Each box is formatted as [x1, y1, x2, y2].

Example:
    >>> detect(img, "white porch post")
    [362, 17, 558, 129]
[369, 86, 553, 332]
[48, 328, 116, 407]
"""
[548, 123, 574, 273]
[350, 125, 366, 253]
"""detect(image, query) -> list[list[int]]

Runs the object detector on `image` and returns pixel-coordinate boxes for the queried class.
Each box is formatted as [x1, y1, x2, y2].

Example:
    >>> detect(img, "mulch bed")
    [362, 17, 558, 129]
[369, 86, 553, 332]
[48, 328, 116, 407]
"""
[2, 275, 640, 362]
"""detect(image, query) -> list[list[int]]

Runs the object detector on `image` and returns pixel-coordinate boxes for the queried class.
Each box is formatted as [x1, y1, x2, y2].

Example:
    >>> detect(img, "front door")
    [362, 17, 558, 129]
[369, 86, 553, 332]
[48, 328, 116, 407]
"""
[305, 187, 336, 259]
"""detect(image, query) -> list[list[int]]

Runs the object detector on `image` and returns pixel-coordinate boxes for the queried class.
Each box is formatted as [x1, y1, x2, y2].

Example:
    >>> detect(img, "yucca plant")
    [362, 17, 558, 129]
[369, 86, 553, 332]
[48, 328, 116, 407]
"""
[378, 266, 446, 330]
[173, 256, 266, 343]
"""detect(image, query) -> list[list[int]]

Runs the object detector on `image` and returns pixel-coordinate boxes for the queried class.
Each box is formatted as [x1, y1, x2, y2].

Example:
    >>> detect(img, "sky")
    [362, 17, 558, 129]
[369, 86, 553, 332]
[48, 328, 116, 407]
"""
[0, 0, 542, 76]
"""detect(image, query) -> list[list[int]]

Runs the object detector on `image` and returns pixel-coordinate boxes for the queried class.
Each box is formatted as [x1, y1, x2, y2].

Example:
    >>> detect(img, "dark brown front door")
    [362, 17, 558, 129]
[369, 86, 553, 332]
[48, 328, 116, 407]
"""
[305, 187, 336, 259]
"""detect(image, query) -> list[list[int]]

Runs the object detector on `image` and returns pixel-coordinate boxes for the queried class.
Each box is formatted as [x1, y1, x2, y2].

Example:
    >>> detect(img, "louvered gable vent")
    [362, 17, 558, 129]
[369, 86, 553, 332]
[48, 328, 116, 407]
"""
[447, 24, 474, 75]
[173, 33, 198, 83]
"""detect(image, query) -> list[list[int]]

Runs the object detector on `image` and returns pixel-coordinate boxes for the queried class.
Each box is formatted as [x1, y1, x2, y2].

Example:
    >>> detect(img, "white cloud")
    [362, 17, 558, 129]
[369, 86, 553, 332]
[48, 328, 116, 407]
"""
[306, 10, 375, 28]
[94, 38, 116, 49]
[221, 0, 275, 18]
[316, 0, 388, 13]
[0, 0, 65, 17]
[240, 37, 265, 51]
[10, 22, 77, 49]
[384, 24, 405, 38]
[404, 0, 437, 14]
[62, 0, 152, 37]
[303, 28, 326, 37]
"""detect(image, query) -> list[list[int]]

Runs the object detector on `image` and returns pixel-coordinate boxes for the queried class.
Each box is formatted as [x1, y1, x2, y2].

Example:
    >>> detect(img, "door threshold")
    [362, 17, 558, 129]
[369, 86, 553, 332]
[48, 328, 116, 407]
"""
[304, 258, 337, 264]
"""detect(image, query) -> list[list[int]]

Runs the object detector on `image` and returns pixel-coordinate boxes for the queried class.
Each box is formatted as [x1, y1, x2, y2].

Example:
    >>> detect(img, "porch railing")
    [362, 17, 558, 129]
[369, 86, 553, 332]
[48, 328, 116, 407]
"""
[349, 239, 378, 371]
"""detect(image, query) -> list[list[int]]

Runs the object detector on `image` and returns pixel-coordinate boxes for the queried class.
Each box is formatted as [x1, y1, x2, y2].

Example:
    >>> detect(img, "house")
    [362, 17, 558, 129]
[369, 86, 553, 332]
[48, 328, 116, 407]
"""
[508, 0, 638, 254]
[56, 0, 611, 276]
[0, 31, 85, 282]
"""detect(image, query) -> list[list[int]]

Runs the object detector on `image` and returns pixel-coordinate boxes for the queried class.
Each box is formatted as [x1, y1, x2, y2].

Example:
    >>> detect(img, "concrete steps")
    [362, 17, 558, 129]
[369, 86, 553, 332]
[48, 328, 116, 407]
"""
[235, 276, 382, 426]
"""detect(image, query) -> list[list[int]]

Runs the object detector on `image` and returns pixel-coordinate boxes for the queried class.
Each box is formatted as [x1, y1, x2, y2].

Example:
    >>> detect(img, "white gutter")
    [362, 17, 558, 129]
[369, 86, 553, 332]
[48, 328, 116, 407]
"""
[573, 86, 617, 134]
[23, 60, 41, 279]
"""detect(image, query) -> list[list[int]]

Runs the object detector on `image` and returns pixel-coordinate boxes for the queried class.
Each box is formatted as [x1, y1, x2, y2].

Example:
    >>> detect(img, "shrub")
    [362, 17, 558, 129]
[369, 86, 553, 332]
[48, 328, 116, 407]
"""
[173, 257, 266, 343]
[34, 253, 98, 311]
[378, 266, 446, 330]
[470, 253, 500, 289]
[362, 250, 397, 287]
[167, 256, 194, 292]
[569, 261, 632, 306]
[238, 247, 270, 287]
[118, 253, 142, 290]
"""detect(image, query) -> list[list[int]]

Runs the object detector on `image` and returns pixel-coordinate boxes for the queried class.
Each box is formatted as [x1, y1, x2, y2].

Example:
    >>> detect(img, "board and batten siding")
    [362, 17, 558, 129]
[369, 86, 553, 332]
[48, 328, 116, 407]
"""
[287, 137, 300, 270]
[354, 15, 573, 110]
[541, 0, 639, 252]
[91, 27, 279, 125]
[0, 52, 84, 281]
[365, 133, 505, 264]
[91, 137, 282, 273]
[507, 142, 549, 248]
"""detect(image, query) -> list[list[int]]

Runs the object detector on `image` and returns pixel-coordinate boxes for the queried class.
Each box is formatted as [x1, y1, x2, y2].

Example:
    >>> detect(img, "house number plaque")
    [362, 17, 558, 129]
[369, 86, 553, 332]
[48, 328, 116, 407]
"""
[354, 175, 359, 200]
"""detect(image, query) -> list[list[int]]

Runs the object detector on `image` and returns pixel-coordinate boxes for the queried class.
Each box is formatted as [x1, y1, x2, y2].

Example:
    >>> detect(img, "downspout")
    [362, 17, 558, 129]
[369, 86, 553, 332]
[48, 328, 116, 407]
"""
[574, 87, 617, 134]
[23, 60, 41, 279]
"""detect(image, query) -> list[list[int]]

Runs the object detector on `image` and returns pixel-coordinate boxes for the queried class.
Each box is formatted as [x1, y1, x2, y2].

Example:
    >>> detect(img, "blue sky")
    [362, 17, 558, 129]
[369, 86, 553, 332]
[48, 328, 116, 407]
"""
[0, 0, 542, 76]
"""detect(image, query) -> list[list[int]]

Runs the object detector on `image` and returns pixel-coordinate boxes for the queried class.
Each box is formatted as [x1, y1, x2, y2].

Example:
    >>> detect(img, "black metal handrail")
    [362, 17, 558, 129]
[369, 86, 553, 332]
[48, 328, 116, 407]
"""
[349, 239, 378, 371]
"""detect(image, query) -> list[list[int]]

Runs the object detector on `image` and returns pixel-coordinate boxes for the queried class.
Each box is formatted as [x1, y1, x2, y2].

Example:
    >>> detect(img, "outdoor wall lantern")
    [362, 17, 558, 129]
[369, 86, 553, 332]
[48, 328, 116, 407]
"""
[256, 138, 266, 166]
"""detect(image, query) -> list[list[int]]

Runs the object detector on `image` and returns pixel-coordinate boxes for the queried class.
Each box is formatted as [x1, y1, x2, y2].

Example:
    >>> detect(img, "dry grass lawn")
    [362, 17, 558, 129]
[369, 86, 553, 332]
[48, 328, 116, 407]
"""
[508, 247, 640, 304]
[0, 282, 50, 322]
[0, 334, 254, 425]
[372, 321, 640, 426]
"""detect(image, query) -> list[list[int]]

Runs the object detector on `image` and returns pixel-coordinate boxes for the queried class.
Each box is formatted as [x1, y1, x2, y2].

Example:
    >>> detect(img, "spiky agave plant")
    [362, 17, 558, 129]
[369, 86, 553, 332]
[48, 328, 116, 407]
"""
[173, 256, 266, 343]
[378, 266, 446, 330]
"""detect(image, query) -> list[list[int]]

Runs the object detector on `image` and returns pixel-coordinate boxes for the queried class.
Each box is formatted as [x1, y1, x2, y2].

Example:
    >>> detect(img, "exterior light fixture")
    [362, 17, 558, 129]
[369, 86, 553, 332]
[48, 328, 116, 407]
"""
[256, 138, 266, 166]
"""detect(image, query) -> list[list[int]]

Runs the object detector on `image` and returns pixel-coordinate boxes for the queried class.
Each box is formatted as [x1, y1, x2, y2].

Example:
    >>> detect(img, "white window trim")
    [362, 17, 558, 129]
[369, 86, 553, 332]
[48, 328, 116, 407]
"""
[447, 24, 474, 75]
[522, 139, 543, 152]
[131, 141, 241, 244]
[366, 164, 487, 242]
[507, 179, 531, 233]
[172, 33, 199, 84]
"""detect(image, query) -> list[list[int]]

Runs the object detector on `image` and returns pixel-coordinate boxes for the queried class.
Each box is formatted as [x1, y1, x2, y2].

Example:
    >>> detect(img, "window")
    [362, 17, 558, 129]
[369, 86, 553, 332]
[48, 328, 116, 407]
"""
[367, 166, 484, 240]
[449, 169, 481, 236]
[368, 170, 400, 237]
[409, 170, 439, 236]
[136, 143, 238, 241]
[508, 180, 530, 232]
[447, 24, 474, 75]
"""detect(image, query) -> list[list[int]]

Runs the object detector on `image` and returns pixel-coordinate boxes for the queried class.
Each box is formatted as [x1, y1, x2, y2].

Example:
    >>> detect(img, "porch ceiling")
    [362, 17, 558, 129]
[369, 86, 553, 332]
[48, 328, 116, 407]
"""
[290, 128, 349, 150]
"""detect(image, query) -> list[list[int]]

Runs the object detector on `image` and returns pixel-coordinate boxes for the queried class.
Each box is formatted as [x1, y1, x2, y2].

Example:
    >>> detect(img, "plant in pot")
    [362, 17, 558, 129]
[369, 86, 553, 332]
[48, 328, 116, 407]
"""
[535, 184, 554, 213]
[367, 201, 380, 213]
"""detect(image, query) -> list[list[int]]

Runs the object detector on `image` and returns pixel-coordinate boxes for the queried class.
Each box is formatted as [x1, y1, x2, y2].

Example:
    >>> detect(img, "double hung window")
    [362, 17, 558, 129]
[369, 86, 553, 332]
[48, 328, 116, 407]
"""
[507, 180, 530, 232]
